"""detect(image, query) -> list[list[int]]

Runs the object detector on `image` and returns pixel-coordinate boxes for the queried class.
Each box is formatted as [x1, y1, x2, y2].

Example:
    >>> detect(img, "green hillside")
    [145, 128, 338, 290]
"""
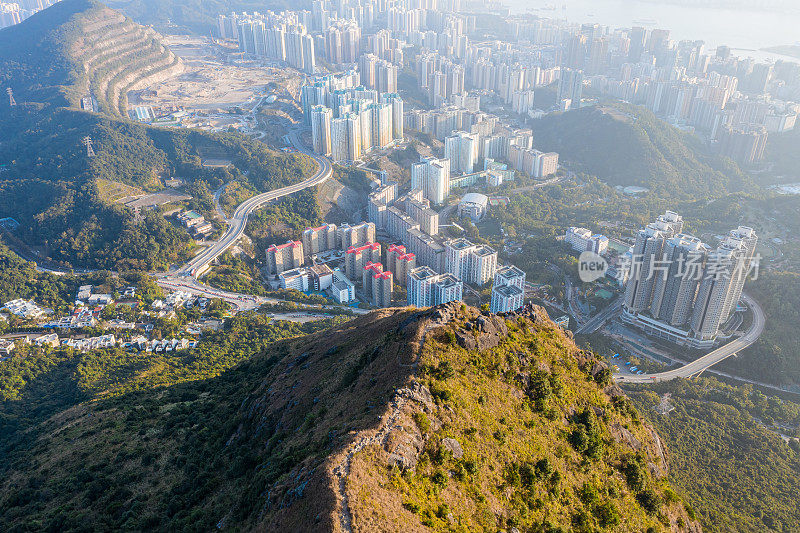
[531, 103, 753, 200]
[0, 0, 312, 270]
[0, 304, 699, 532]
[0, 0, 94, 108]
[0, 0, 181, 115]
[629, 378, 800, 532]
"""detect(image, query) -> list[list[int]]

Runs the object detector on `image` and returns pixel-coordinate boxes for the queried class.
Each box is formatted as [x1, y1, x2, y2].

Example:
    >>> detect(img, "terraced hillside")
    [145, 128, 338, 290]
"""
[71, 8, 183, 116]
[0, 0, 182, 116]
[0, 0, 313, 270]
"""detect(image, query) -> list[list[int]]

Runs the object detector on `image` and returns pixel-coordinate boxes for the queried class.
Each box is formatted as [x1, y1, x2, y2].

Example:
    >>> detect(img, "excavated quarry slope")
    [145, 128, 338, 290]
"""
[65, 3, 182, 116]
[0, 0, 181, 116]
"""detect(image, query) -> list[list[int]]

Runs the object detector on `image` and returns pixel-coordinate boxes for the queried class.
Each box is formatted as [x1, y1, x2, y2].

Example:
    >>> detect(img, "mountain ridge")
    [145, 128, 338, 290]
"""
[531, 103, 752, 200]
[0, 303, 699, 532]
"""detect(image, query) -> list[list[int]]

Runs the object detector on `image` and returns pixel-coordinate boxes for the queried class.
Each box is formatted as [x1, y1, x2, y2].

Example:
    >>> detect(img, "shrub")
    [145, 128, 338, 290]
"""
[636, 489, 662, 514]
[431, 471, 447, 486]
[413, 412, 430, 433]
[594, 501, 621, 527]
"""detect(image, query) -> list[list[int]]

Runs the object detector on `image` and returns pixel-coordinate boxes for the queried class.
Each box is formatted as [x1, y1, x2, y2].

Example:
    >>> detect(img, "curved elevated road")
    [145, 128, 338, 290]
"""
[175, 130, 331, 277]
[615, 293, 765, 384]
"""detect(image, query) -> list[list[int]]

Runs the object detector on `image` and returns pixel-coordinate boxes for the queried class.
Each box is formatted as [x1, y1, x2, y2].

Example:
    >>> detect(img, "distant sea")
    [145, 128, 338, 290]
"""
[504, 0, 800, 63]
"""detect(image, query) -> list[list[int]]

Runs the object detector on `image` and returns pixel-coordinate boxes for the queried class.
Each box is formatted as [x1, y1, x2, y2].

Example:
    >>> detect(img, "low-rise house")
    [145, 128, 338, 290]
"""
[1, 299, 46, 319]
[0, 339, 15, 356]
[165, 291, 193, 308]
[88, 294, 114, 306]
[63, 334, 117, 352]
[43, 309, 98, 329]
[106, 319, 137, 330]
[76, 285, 93, 304]
[34, 333, 60, 348]
[123, 337, 197, 352]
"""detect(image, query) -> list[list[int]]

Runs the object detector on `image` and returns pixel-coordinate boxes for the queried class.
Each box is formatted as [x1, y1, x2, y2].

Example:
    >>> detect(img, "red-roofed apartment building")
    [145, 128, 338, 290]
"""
[266, 240, 304, 275]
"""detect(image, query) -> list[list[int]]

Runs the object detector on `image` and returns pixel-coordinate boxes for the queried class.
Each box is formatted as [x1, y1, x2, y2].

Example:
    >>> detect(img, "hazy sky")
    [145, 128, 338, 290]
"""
[508, 0, 800, 54]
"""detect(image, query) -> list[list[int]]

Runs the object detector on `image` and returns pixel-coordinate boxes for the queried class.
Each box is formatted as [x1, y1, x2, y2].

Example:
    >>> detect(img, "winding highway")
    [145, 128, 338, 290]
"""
[174, 130, 331, 278]
[576, 297, 621, 334]
[615, 293, 765, 384]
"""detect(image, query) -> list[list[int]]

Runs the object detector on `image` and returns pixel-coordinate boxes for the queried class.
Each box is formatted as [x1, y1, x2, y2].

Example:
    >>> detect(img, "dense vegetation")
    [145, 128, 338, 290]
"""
[531, 103, 752, 199]
[718, 271, 800, 386]
[204, 251, 267, 296]
[0, 305, 696, 531]
[245, 187, 323, 251]
[0, 0, 93, 108]
[0, 2, 312, 270]
[0, 242, 77, 315]
[628, 378, 800, 532]
[0, 239, 168, 324]
[0, 312, 344, 452]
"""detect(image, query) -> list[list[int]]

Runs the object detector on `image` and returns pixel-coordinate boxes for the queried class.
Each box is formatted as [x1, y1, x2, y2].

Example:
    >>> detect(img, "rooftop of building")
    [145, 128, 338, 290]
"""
[409, 266, 438, 281]
[331, 279, 352, 291]
[304, 223, 335, 232]
[310, 264, 333, 276]
[472, 245, 497, 257]
[460, 192, 488, 207]
[364, 262, 383, 272]
[494, 284, 524, 297]
[268, 240, 302, 251]
[497, 264, 525, 279]
[346, 242, 381, 254]
[446, 237, 474, 251]
[435, 273, 462, 288]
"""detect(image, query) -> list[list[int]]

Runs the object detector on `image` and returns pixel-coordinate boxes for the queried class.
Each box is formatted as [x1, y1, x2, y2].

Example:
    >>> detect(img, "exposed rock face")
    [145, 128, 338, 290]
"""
[387, 444, 420, 471]
[454, 312, 510, 351]
[384, 383, 436, 471]
[441, 437, 463, 459]
[611, 422, 642, 451]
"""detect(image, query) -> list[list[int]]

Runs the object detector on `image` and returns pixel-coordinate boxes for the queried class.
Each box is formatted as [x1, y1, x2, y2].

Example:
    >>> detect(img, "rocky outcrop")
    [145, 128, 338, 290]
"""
[441, 437, 463, 459]
[454, 312, 509, 351]
[384, 383, 435, 472]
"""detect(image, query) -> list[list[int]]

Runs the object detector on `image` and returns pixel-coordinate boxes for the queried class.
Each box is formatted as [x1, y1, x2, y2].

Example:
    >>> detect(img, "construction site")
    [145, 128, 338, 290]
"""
[126, 35, 305, 136]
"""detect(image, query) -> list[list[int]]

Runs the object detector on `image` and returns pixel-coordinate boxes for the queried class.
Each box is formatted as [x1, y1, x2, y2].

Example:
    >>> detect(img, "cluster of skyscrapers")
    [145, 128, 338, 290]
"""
[563, 24, 798, 164]
[302, 73, 404, 162]
[0, 0, 60, 29]
[219, 11, 316, 74]
[622, 211, 758, 348]
[404, 97, 559, 179]
[266, 221, 392, 306]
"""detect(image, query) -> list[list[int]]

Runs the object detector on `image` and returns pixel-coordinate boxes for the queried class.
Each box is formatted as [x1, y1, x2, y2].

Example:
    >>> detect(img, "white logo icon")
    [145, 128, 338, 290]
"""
[578, 251, 608, 283]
